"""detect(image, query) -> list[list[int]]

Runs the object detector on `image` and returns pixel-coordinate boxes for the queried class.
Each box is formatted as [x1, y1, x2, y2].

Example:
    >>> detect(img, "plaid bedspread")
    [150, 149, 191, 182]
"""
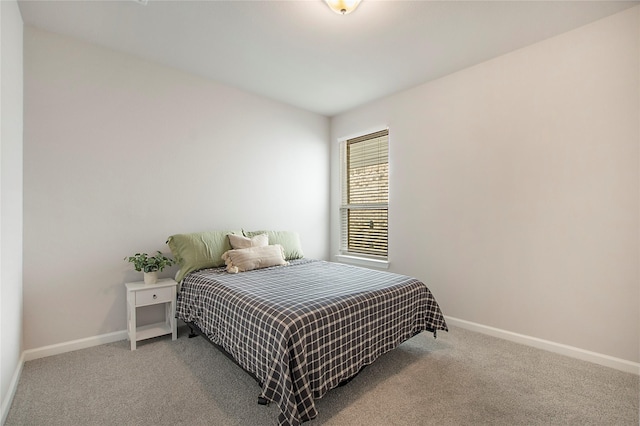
[176, 259, 448, 425]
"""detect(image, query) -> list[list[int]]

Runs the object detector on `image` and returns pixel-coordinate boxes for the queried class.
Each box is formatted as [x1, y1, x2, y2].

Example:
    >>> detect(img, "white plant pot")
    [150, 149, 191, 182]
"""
[144, 271, 158, 285]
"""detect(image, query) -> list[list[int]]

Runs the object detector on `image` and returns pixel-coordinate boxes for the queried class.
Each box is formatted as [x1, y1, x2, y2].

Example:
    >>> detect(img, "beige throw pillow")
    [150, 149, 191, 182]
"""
[221, 244, 288, 274]
[228, 233, 268, 250]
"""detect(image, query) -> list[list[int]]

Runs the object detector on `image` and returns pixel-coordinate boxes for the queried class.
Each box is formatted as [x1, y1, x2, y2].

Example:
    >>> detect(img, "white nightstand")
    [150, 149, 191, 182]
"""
[125, 278, 178, 350]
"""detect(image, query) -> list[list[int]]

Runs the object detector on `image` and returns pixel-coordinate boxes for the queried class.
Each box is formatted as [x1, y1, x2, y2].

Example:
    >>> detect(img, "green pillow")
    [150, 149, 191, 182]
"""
[243, 230, 304, 260]
[167, 230, 241, 282]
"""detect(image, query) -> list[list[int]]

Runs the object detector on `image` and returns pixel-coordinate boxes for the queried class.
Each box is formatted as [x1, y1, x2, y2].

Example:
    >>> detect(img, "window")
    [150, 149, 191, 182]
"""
[340, 129, 389, 261]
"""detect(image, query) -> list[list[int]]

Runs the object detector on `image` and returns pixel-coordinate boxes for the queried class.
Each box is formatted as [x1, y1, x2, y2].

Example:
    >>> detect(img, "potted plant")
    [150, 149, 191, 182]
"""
[125, 251, 175, 284]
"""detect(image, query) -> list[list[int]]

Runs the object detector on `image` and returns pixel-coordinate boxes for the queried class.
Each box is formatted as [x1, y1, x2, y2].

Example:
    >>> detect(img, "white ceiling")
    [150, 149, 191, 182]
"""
[17, 0, 638, 116]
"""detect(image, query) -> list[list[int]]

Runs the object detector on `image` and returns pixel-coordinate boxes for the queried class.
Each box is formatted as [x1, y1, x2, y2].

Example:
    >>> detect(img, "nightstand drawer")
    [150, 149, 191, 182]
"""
[135, 286, 173, 306]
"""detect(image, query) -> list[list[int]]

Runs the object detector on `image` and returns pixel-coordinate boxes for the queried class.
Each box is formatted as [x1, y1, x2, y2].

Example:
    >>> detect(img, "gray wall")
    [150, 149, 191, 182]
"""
[22, 27, 330, 350]
[0, 0, 24, 420]
[331, 7, 639, 363]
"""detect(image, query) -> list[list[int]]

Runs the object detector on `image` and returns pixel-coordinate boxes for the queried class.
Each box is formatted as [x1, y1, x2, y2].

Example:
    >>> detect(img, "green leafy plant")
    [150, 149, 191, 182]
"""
[124, 251, 175, 273]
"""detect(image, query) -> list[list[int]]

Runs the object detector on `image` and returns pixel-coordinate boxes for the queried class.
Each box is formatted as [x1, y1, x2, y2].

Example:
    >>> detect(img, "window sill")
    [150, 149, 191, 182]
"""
[335, 255, 389, 270]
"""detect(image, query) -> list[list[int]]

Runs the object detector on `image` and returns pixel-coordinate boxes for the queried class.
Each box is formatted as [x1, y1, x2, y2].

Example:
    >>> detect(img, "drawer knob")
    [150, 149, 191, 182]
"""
[153, 294, 157, 299]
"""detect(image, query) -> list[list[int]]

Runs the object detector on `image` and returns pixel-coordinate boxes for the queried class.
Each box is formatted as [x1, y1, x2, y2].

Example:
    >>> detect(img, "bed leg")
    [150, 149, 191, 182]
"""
[188, 325, 198, 338]
[257, 396, 269, 406]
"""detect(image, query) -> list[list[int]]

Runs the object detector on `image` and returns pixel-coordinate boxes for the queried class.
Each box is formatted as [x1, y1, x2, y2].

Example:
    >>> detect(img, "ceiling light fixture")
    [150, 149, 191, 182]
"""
[324, 0, 361, 15]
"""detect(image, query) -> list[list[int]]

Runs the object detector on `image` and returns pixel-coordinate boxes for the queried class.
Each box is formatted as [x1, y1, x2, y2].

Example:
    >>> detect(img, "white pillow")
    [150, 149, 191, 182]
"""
[221, 244, 288, 273]
[228, 233, 268, 250]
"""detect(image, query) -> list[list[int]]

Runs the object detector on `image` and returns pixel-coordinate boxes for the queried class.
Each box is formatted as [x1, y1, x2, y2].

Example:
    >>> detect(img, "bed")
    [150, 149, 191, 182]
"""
[169, 230, 448, 425]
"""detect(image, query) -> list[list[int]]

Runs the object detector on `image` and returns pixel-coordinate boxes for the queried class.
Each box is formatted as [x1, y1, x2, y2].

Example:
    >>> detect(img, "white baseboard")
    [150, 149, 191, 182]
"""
[1, 352, 25, 426]
[445, 316, 640, 375]
[23, 330, 128, 362]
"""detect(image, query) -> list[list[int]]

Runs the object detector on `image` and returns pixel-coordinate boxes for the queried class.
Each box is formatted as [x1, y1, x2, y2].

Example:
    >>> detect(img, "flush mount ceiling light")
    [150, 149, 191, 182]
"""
[324, 0, 362, 15]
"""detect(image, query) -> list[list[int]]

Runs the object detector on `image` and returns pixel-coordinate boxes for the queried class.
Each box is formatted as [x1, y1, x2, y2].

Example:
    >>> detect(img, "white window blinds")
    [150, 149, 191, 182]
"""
[340, 129, 389, 258]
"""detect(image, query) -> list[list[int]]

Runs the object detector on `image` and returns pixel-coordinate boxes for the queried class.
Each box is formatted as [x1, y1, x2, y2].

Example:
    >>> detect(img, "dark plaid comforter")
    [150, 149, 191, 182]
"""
[176, 259, 448, 425]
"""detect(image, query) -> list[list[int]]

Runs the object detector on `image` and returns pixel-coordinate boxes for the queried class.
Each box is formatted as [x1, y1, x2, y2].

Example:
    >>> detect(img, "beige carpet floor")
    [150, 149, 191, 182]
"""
[5, 325, 639, 425]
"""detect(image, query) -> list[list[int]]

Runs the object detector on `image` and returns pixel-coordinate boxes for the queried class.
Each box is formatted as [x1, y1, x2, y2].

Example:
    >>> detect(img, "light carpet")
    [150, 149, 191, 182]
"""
[5, 325, 639, 425]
